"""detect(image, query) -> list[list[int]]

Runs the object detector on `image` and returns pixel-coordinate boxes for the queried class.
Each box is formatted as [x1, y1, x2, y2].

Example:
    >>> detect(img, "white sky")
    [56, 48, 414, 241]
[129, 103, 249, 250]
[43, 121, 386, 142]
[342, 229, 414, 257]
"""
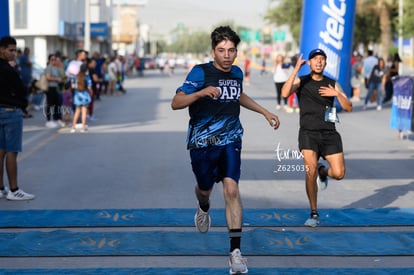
[138, 0, 269, 36]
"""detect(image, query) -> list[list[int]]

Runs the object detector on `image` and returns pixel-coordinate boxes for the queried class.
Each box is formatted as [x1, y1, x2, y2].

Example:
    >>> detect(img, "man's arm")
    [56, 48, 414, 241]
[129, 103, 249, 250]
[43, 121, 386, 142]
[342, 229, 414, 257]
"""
[281, 54, 305, 98]
[239, 93, 280, 129]
[319, 82, 353, 112]
[171, 86, 220, 110]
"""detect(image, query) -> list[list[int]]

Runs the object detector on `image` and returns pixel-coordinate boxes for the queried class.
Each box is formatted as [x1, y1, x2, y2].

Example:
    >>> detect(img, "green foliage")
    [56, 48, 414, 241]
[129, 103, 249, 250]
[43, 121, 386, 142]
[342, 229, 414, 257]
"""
[264, 0, 303, 44]
[353, 10, 381, 48]
[401, 0, 414, 37]
[156, 40, 167, 54]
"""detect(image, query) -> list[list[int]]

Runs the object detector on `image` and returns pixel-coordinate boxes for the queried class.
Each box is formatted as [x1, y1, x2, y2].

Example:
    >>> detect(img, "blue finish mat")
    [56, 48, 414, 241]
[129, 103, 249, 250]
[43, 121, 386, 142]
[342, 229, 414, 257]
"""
[0, 268, 413, 275]
[1, 208, 414, 228]
[1, 228, 413, 256]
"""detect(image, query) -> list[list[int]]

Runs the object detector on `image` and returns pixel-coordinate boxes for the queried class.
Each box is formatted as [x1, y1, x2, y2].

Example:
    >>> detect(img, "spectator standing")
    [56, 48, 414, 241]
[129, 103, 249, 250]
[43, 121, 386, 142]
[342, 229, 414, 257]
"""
[0, 36, 35, 200]
[243, 54, 251, 85]
[107, 57, 118, 95]
[44, 54, 64, 128]
[260, 57, 267, 75]
[66, 49, 87, 112]
[19, 47, 32, 96]
[383, 53, 401, 103]
[15, 49, 22, 68]
[65, 49, 87, 86]
[101, 57, 110, 95]
[364, 57, 387, 111]
[272, 54, 289, 110]
[71, 64, 92, 133]
[136, 57, 144, 77]
[363, 50, 378, 89]
[18, 47, 33, 118]
[350, 53, 363, 102]
[92, 52, 104, 100]
[87, 58, 101, 121]
[55, 55, 66, 123]
[115, 54, 126, 93]
[285, 55, 300, 113]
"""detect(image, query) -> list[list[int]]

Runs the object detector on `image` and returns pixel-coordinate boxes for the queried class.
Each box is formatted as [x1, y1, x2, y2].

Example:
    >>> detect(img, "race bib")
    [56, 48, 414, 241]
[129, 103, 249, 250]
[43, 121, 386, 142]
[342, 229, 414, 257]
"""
[325, 106, 339, 123]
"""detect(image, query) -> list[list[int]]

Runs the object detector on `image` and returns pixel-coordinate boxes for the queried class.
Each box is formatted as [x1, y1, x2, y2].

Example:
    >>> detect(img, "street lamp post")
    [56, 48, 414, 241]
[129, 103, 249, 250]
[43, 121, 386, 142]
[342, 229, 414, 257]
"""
[398, 0, 403, 75]
[84, 0, 91, 53]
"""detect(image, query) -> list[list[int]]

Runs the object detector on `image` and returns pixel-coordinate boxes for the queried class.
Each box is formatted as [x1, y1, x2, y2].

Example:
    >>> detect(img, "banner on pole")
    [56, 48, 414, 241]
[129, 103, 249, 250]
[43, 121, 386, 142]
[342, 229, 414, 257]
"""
[390, 76, 413, 131]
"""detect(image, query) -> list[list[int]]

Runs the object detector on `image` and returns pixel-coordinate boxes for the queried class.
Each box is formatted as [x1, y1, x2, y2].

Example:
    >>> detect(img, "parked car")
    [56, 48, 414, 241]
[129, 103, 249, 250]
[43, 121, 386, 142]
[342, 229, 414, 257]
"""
[139, 57, 156, 70]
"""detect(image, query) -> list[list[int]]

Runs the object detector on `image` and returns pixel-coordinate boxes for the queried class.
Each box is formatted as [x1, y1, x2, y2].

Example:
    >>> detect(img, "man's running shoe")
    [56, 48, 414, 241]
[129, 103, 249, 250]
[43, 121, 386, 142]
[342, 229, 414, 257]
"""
[6, 189, 35, 201]
[304, 212, 320, 227]
[316, 163, 328, 191]
[194, 207, 211, 233]
[229, 248, 248, 274]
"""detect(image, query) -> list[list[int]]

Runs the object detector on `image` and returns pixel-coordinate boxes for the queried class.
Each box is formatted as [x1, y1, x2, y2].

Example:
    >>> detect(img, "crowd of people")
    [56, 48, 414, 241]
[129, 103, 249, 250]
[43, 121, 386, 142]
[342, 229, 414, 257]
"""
[15, 48, 129, 131]
[358, 50, 401, 110]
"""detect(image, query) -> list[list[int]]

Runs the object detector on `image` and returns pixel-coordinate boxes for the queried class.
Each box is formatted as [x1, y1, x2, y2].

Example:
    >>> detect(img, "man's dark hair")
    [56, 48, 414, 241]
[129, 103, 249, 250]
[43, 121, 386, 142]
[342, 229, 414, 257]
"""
[211, 26, 240, 50]
[75, 49, 85, 57]
[0, 36, 17, 48]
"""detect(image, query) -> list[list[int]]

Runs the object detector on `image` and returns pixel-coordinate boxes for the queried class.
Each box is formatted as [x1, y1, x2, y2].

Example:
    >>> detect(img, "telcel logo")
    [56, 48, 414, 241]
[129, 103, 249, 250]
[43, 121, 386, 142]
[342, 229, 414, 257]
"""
[318, 0, 347, 79]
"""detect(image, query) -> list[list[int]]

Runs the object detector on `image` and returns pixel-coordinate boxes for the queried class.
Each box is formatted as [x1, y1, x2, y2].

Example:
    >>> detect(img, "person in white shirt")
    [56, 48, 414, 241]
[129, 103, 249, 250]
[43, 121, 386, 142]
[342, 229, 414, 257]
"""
[272, 54, 289, 110]
[107, 57, 118, 95]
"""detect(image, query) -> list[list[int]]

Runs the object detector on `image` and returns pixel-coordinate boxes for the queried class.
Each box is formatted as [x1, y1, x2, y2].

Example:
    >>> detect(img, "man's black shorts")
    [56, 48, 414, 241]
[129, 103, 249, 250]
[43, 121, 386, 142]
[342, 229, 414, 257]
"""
[298, 129, 343, 158]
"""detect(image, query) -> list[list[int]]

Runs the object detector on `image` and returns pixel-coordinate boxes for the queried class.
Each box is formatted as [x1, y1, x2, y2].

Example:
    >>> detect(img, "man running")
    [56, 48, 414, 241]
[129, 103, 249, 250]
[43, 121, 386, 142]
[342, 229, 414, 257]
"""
[282, 49, 352, 227]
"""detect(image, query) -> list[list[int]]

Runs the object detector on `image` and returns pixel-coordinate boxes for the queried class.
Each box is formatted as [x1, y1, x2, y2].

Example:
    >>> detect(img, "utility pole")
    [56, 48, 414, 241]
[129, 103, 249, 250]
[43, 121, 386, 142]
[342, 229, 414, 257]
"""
[398, 0, 403, 75]
[84, 0, 91, 52]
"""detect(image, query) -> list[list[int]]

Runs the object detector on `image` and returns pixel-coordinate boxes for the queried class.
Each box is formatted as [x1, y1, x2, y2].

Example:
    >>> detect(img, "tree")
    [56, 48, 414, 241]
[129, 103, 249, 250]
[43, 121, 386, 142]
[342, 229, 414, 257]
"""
[399, 0, 414, 38]
[357, 0, 396, 58]
[264, 0, 302, 45]
[156, 40, 167, 55]
[353, 1, 381, 50]
[377, 0, 394, 58]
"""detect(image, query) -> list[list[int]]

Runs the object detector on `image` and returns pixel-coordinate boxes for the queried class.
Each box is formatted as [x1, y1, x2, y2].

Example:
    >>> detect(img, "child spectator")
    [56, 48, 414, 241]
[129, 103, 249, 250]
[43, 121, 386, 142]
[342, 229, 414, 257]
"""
[71, 64, 92, 133]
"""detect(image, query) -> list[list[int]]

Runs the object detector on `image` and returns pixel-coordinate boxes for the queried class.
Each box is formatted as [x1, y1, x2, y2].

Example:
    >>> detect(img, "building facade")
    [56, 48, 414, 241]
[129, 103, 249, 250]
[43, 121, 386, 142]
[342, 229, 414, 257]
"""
[9, 0, 112, 67]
